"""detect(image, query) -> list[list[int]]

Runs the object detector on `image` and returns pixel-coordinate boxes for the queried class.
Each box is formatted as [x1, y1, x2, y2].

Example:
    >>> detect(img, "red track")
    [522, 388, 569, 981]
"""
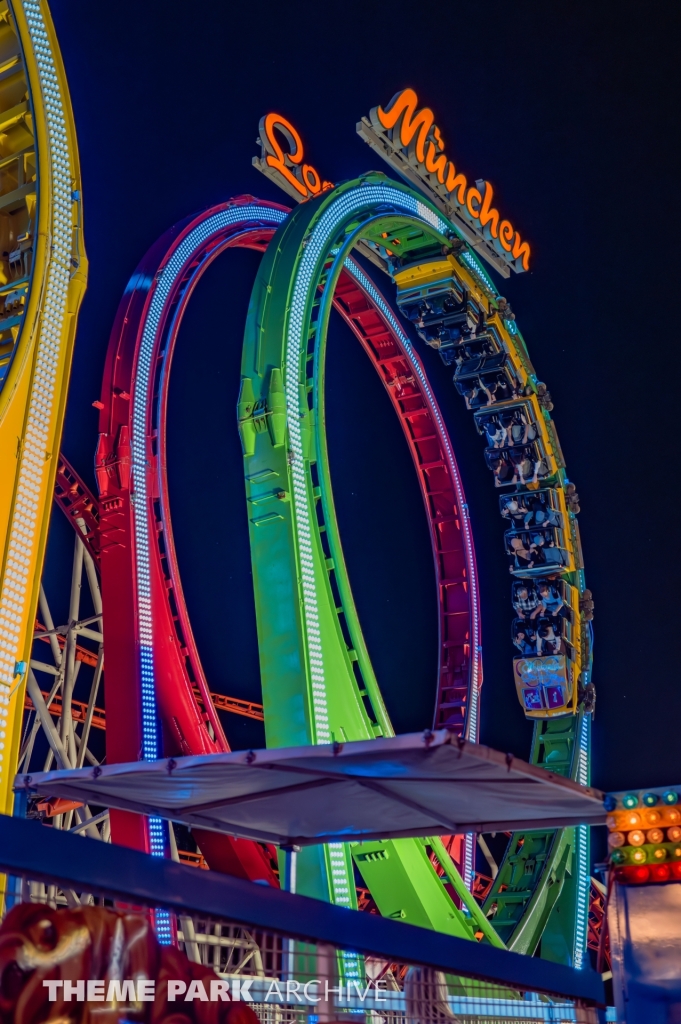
[334, 270, 480, 736]
[95, 198, 285, 878]
[87, 196, 479, 884]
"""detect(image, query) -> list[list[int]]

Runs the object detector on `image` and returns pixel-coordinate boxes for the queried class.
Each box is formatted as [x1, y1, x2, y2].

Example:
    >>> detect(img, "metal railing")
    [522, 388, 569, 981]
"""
[0, 813, 604, 1023]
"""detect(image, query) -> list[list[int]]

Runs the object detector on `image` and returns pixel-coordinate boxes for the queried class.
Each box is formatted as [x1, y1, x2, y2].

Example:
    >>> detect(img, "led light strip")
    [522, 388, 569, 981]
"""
[0, 1, 74, 797]
[285, 186, 452, 917]
[131, 204, 286, 762]
[342, 260, 482, 894]
[573, 715, 590, 968]
[130, 206, 286, 940]
[286, 185, 449, 748]
[460, 249, 497, 298]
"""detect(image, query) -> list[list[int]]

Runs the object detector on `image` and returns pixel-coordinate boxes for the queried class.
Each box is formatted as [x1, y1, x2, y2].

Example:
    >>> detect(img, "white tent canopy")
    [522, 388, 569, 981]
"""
[18, 730, 606, 845]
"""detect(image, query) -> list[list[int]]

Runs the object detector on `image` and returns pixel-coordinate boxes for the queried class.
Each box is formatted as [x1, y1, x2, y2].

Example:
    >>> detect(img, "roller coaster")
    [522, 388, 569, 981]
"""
[0, 0, 595, 975]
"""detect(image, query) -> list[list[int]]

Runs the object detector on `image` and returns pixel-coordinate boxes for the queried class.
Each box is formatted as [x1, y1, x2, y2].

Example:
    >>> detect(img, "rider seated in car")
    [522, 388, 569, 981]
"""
[491, 454, 516, 487]
[536, 582, 567, 619]
[482, 415, 506, 448]
[508, 535, 535, 570]
[513, 584, 540, 619]
[522, 492, 560, 528]
[513, 625, 538, 657]
[537, 622, 564, 656]
[501, 495, 528, 528]
[462, 377, 495, 410]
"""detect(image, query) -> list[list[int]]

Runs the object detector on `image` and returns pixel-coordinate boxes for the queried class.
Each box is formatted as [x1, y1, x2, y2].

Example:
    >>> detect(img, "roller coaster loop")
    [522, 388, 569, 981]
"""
[0, 0, 593, 968]
[239, 173, 591, 967]
[95, 195, 488, 942]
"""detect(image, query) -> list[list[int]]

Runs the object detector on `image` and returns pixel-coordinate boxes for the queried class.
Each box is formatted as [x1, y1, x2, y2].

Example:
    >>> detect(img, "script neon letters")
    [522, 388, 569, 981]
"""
[371, 89, 530, 271]
[258, 113, 333, 200]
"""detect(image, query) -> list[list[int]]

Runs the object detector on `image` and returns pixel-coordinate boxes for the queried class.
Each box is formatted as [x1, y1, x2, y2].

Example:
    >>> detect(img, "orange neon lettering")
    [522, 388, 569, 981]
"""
[478, 181, 499, 239]
[498, 220, 514, 252]
[425, 141, 447, 184]
[445, 163, 467, 205]
[512, 233, 531, 271]
[263, 113, 307, 198]
[370, 91, 530, 270]
[302, 164, 321, 195]
[466, 187, 482, 218]
[376, 88, 434, 164]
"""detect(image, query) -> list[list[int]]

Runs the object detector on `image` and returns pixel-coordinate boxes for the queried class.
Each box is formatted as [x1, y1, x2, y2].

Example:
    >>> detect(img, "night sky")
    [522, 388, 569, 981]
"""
[44, 1, 681, 798]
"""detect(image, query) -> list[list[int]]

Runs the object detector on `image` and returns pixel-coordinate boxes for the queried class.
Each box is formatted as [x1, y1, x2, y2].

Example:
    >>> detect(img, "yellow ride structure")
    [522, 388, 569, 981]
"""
[0, 0, 86, 818]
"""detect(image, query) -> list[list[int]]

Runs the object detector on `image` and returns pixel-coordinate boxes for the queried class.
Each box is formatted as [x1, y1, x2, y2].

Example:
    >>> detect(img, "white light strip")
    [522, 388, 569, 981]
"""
[573, 715, 590, 968]
[327, 843, 361, 979]
[285, 186, 452, 913]
[287, 186, 449, 748]
[0, 1, 73, 790]
[130, 206, 287, 888]
[130, 204, 286, 757]
[460, 249, 497, 297]
[343, 259, 482, 741]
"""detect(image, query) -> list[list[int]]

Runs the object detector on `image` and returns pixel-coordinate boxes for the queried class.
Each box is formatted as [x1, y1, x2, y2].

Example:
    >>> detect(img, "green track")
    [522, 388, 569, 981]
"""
[239, 174, 590, 964]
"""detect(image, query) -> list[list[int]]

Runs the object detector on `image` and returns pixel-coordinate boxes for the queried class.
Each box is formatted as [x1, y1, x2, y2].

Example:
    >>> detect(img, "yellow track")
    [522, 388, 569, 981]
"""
[0, 0, 86, 816]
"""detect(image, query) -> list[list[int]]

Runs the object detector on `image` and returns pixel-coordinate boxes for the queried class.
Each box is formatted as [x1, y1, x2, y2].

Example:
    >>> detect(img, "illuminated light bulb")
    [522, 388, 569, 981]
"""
[608, 832, 625, 849]
[672, 862, 681, 879]
[628, 830, 645, 847]
[653, 847, 667, 861]
[651, 863, 671, 882]
[667, 827, 681, 842]
[631, 848, 647, 864]
[645, 810, 661, 825]
[624, 812, 641, 828]
[643, 792, 659, 807]
[630, 865, 650, 884]
[667, 809, 681, 824]
[662, 790, 679, 805]
[622, 793, 639, 809]
[647, 828, 664, 844]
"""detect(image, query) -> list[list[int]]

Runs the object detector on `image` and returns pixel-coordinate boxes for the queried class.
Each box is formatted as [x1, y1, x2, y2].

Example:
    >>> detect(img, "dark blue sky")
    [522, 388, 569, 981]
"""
[47, 0, 681, 794]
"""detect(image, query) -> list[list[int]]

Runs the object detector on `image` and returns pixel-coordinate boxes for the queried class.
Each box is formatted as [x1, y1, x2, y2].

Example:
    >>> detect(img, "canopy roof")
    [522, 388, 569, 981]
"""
[18, 730, 606, 845]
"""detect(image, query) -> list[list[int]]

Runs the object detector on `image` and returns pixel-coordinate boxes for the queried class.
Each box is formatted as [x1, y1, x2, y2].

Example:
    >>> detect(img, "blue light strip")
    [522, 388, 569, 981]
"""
[130, 204, 287, 941]
[288, 189, 448, 749]
[286, 185, 457, 917]
[573, 714, 590, 968]
[459, 250, 498, 299]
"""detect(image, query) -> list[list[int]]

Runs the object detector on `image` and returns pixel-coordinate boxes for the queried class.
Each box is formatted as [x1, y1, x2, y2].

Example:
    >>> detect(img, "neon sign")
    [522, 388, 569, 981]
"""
[253, 113, 332, 202]
[253, 99, 529, 277]
[357, 89, 529, 276]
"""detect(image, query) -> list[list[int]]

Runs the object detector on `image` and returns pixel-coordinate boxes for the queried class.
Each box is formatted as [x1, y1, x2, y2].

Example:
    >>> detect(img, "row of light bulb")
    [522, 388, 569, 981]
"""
[284, 185, 419, 746]
[126, 208, 284, 939]
[0, 1, 73, 789]
[608, 789, 681, 882]
[283, 185, 449, 914]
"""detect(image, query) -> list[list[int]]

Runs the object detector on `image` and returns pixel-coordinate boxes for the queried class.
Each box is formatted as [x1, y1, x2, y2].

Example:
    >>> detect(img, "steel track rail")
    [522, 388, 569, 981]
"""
[239, 182, 500, 947]
[331, 265, 481, 742]
[94, 199, 286, 882]
[92, 198, 483, 933]
[240, 175, 591, 965]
